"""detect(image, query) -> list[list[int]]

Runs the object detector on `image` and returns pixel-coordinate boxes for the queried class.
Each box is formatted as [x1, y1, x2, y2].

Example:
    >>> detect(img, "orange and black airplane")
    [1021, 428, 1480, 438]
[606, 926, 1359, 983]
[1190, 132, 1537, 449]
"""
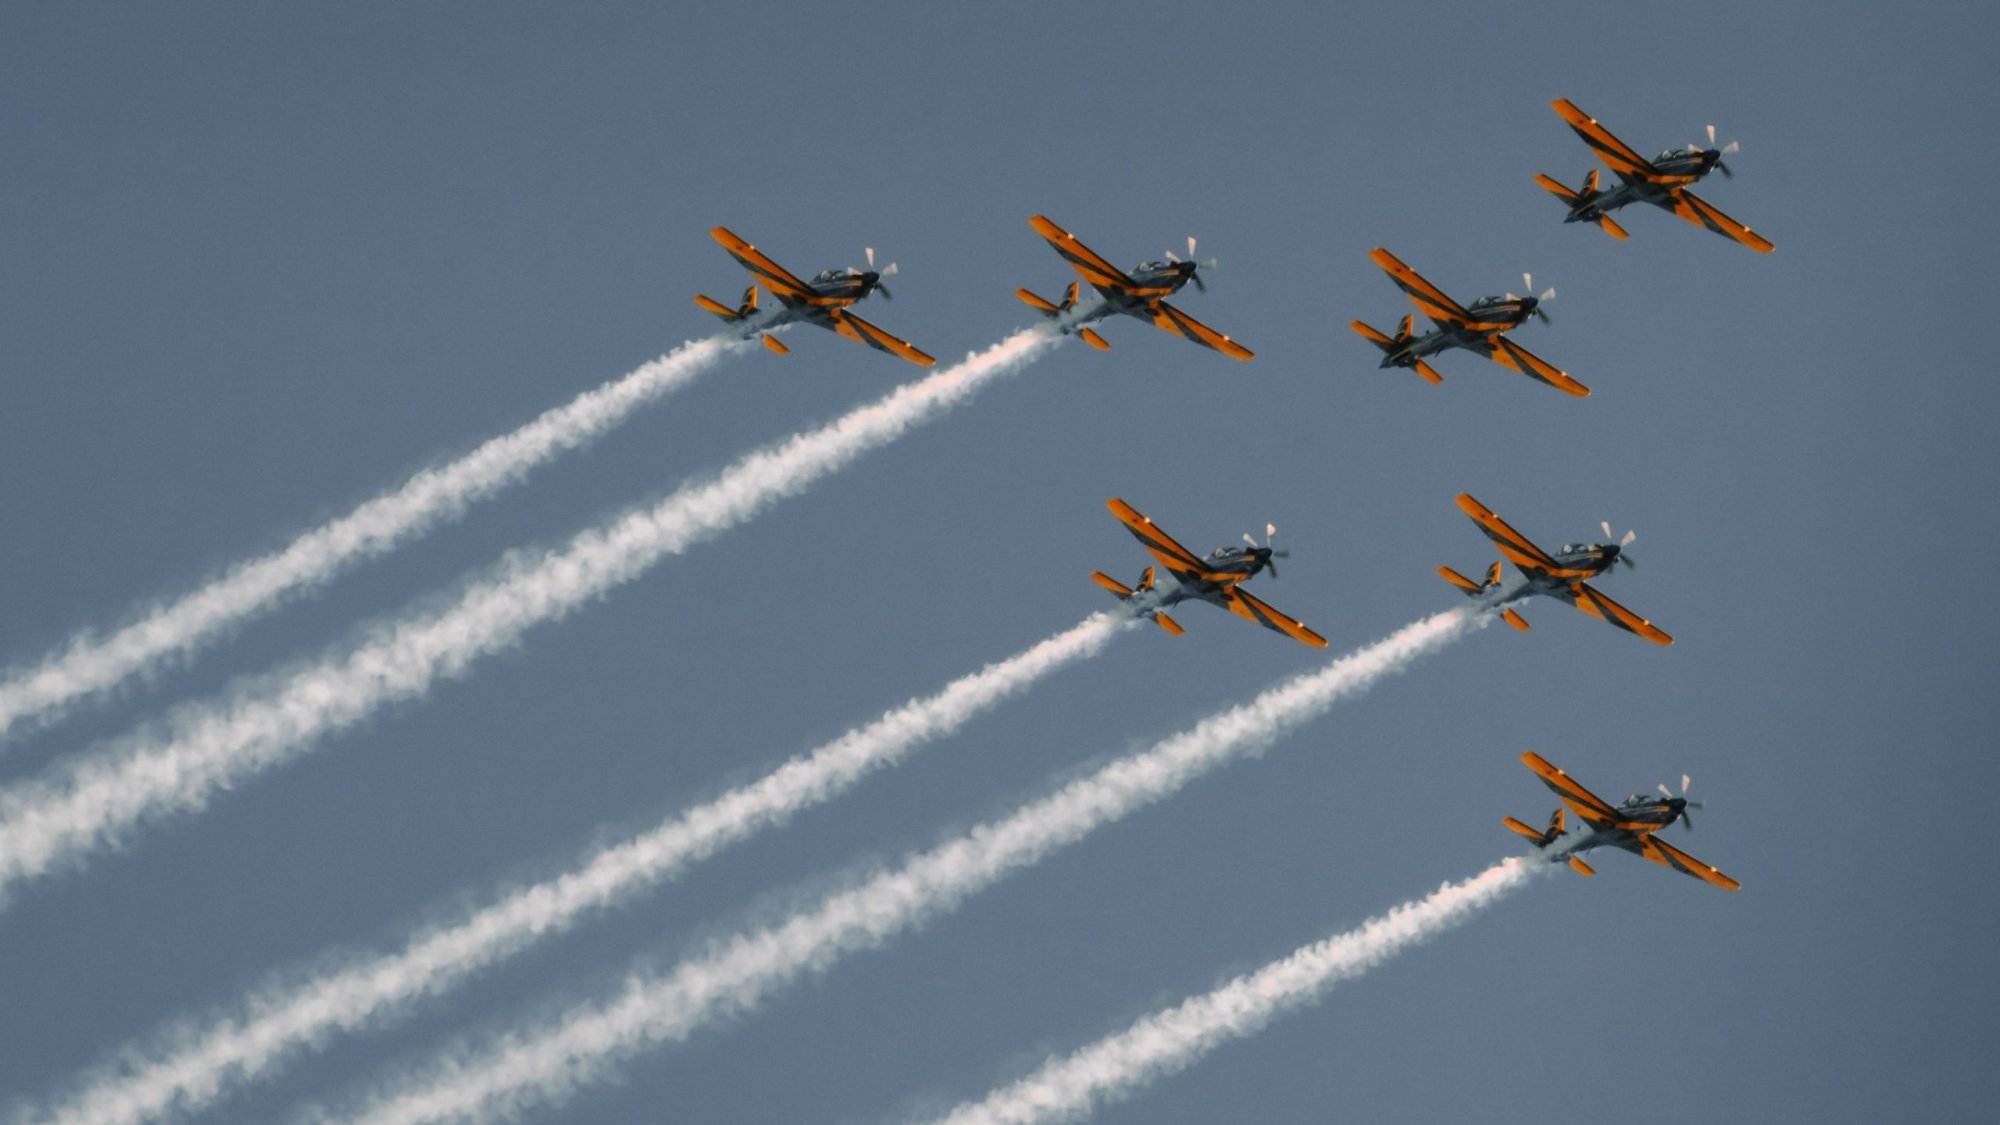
[1091, 498, 1326, 647]
[1441, 493, 1673, 646]
[694, 226, 936, 366]
[1505, 751, 1739, 890]
[1352, 248, 1588, 397]
[1536, 98, 1774, 253]
[1015, 215, 1254, 361]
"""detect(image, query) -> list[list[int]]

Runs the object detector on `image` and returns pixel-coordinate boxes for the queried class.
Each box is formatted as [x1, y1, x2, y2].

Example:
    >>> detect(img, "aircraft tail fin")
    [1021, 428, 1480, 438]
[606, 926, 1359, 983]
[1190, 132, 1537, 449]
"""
[1566, 855, 1596, 877]
[1438, 562, 1503, 599]
[695, 284, 760, 322]
[1535, 172, 1629, 241]
[1502, 809, 1565, 848]
[1016, 281, 1081, 318]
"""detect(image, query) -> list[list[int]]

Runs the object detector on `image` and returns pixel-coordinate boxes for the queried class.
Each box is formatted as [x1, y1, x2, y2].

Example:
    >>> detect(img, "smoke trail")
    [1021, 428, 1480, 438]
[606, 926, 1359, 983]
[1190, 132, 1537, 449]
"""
[0, 329, 1059, 904]
[21, 612, 1126, 1125]
[0, 335, 745, 742]
[331, 608, 1478, 1125]
[933, 857, 1540, 1125]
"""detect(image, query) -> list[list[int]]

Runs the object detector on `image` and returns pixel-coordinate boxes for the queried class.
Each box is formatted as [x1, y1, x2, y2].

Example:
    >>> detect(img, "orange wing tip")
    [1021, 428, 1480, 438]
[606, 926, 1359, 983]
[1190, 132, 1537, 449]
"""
[1566, 856, 1596, 877]
[1221, 338, 1255, 362]
[1154, 613, 1185, 636]
[1297, 626, 1330, 648]
[1027, 214, 1068, 241]
[1500, 608, 1531, 632]
[1366, 246, 1402, 271]
[761, 334, 790, 355]
[1077, 327, 1111, 351]
[1454, 493, 1491, 519]
[906, 347, 938, 367]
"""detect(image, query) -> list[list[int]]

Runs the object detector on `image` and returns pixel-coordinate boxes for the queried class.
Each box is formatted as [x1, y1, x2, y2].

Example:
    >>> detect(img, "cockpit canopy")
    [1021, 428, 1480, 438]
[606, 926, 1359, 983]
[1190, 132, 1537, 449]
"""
[812, 267, 859, 283]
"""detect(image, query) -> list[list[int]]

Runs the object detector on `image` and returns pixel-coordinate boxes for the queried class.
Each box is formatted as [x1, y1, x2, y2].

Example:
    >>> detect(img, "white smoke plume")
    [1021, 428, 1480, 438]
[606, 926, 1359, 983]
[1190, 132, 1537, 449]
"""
[0, 328, 1059, 904]
[0, 335, 744, 742]
[330, 608, 1478, 1124]
[932, 857, 1540, 1125]
[24, 611, 1122, 1125]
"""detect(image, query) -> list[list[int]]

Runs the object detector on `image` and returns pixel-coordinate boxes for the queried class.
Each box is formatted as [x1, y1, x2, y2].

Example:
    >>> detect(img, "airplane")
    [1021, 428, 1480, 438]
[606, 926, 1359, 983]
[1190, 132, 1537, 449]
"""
[693, 226, 937, 366]
[1350, 248, 1588, 397]
[1504, 751, 1740, 890]
[1091, 498, 1327, 647]
[1014, 215, 1255, 361]
[1536, 98, 1775, 253]
[1439, 492, 1673, 645]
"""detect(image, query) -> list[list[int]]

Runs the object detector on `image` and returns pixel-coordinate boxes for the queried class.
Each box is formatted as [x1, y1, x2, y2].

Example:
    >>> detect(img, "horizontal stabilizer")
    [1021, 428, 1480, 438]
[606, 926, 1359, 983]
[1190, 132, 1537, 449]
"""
[761, 334, 789, 355]
[1412, 359, 1444, 385]
[1090, 570, 1134, 598]
[1349, 319, 1393, 349]
[1534, 172, 1582, 205]
[1594, 215, 1630, 240]
[1501, 608, 1530, 632]
[1438, 565, 1483, 595]
[694, 293, 740, 320]
[1503, 816, 1548, 844]
[1015, 287, 1060, 315]
[1566, 855, 1596, 877]
[1153, 612, 1185, 636]
[1078, 327, 1111, 351]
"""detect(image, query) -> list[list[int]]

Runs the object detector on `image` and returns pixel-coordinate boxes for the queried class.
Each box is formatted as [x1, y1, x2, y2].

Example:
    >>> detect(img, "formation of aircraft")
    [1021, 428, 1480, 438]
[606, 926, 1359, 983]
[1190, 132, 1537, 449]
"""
[1440, 493, 1673, 646]
[695, 226, 937, 366]
[1537, 98, 1775, 253]
[1504, 751, 1739, 890]
[1351, 248, 1587, 397]
[1091, 498, 1327, 647]
[692, 95, 1763, 890]
[1015, 215, 1255, 361]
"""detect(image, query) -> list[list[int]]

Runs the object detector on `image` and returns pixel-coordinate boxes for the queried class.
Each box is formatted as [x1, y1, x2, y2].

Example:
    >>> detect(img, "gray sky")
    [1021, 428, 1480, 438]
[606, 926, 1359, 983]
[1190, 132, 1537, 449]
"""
[2, 1, 1995, 1121]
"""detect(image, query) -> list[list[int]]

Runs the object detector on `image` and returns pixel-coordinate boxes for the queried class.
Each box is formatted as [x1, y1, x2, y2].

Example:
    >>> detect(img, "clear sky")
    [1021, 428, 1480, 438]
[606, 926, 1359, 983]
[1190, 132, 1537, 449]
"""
[2, 1, 1994, 1121]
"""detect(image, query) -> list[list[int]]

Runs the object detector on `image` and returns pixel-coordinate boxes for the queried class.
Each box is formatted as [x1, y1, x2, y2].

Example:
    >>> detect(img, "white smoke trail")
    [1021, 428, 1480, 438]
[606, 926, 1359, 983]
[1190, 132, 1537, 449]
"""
[0, 335, 744, 742]
[0, 328, 1059, 904]
[332, 608, 1478, 1125]
[932, 857, 1540, 1125]
[24, 611, 1124, 1125]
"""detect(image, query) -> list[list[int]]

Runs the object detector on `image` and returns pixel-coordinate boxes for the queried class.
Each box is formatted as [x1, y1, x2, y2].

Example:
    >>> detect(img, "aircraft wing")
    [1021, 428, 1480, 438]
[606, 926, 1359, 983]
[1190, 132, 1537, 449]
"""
[1551, 99, 1670, 184]
[1486, 335, 1591, 398]
[1107, 498, 1215, 584]
[818, 308, 937, 366]
[1663, 188, 1776, 253]
[1454, 493, 1593, 578]
[1220, 585, 1329, 647]
[710, 226, 826, 306]
[1368, 248, 1483, 329]
[1627, 833, 1742, 891]
[1519, 751, 1623, 829]
[1145, 300, 1255, 361]
[1569, 581, 1674, 645]
[1028, 214, 1146, 297]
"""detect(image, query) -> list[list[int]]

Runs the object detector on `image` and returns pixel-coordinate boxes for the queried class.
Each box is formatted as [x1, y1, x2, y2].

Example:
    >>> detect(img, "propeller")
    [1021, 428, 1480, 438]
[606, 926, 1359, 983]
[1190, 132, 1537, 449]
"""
[1696, 123, 1741, 177]
[1504, 273, 1557, 324]
[1241, 522, 1289, 578]
[1656, 774, 1703, 831]
[1599, 520, 1638, 569]
[858, 246, 899, 300]
[1165, 235, 1220, 292]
